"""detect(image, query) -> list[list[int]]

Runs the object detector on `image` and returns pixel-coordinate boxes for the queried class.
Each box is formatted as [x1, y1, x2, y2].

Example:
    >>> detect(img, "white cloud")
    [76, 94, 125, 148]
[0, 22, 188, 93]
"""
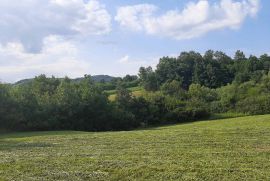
[118, 55, 130, 63]
[0, 0, 111, 52]
[116, 55, 160, 76]
[71, 0, 112, 35]
[0, 36, 91, 83]
[117, 55, 158, 67]
[115, 0, 260, 40]
[115, 4, 157, 31]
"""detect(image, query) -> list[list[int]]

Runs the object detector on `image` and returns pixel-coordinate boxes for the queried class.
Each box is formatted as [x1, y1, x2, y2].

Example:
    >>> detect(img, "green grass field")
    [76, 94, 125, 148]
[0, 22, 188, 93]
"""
[1, 115, 270, 180]
[107, 86, 144, 101]
[105, 86, 142, 95]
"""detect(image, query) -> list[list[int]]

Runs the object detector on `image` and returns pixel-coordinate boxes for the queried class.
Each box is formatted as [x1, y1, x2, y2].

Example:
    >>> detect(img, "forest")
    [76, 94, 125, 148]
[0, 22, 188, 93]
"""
[1, 50, 270, 132]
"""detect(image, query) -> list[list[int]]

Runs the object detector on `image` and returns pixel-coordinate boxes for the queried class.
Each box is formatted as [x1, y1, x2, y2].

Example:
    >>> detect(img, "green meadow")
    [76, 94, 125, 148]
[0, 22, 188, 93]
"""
[1, 115, 270, 180]
[106, 86, 144, 101]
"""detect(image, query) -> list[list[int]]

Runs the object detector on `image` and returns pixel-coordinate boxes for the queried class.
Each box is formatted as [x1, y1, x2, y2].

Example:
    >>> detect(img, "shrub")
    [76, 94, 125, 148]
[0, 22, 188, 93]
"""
[236, 96, 270, 115]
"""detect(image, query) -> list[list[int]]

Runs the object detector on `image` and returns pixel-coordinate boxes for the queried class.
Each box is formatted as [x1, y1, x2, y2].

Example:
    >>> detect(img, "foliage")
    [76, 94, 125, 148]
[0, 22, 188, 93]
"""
[139, 50, 270, 90]
[1, 50, 270, 132]
[139, 66, 159, 91]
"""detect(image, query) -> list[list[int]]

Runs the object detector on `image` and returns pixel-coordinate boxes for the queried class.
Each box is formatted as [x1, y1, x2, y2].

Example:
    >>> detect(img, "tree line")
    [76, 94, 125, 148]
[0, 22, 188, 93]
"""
[1, 50, 270, 132]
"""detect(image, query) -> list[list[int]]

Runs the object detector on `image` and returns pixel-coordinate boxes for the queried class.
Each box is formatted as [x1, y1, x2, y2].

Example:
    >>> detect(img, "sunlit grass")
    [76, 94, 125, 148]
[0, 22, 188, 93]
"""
[1, 115, 270, 180]
[107, 86, 144, 101]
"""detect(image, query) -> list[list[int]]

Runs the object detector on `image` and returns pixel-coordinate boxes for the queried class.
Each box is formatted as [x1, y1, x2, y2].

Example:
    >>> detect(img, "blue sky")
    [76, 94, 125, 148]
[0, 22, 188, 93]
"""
[0, 0, 268, 82]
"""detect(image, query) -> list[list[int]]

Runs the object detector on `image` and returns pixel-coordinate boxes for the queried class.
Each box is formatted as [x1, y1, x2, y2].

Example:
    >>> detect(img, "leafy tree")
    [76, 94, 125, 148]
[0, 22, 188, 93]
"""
[234, 50, 246, 61]
[115, 86, 133, 109]
[161, 80, 186, 99]
[139, 66, 158, 91]
[2, 50, 270, 132]
[0, 84, 16, 130]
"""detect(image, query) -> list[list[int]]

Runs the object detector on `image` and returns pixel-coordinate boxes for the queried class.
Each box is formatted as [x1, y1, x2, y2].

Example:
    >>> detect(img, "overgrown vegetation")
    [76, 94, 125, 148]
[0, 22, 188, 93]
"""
[1, 50, 270, 132]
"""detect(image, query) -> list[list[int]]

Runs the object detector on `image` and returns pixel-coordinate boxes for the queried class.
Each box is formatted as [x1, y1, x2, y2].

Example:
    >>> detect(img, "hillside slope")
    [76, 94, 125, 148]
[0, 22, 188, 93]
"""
[14, 75, 117, 85]
[1, 115, 270, 180]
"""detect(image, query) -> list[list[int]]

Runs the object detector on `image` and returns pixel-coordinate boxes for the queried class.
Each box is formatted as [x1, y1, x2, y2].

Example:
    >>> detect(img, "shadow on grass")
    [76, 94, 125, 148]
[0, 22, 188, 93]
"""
[208, 113, 249, 121]
[0, 113, 262, 137]
[0, 139, 54, 151]
[0, 131, 87, 140]
[134, 113, 251, 131]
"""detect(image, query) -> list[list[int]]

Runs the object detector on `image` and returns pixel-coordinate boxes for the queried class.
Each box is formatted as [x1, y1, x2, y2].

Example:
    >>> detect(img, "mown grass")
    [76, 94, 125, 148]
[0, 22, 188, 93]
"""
[107, 86, 144, 101]
[105, 86, 142, 95]
[1, 115, 270, 180]
[209, 112, 249, 120]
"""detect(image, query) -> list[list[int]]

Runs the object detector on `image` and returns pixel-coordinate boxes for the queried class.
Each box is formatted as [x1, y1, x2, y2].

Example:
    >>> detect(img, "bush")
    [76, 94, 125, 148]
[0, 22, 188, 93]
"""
[236, 96, 270, 115]
[165, 107, 210, 124]
[110, 107, 138, 130]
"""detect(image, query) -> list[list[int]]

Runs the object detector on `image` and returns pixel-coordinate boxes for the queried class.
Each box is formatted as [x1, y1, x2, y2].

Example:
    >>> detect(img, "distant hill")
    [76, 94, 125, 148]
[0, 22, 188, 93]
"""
[73, 75, 117, 83]
[14, 75, 117, 85]
[14, 79, 33, 86]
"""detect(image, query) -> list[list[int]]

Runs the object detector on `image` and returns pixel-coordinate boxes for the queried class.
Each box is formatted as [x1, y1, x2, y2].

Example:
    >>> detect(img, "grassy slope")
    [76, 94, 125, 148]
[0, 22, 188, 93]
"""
[1, 115, 270, 180]
[107, 86, 144, 101]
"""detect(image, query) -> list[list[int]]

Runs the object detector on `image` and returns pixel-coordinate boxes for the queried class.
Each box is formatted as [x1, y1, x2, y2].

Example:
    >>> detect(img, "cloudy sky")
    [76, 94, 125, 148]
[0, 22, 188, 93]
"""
[0, 0, 268, 82]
